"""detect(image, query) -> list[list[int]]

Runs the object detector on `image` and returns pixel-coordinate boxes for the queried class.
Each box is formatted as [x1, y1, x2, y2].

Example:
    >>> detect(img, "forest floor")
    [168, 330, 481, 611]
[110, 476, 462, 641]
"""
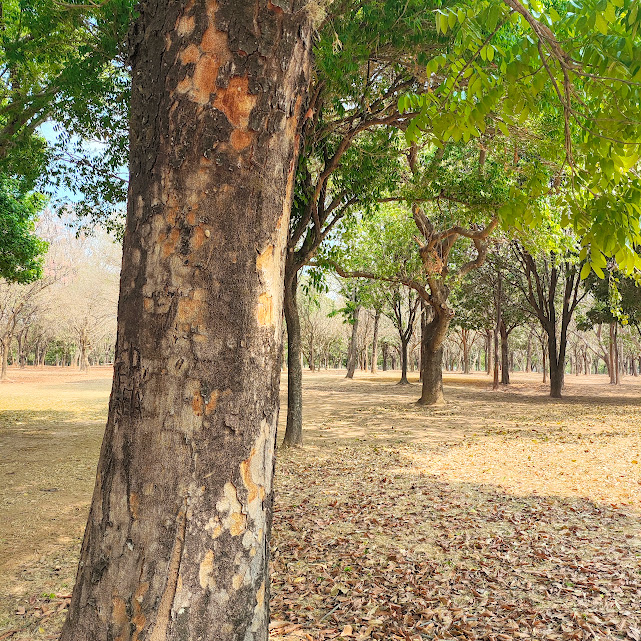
[0, 367, 640, 640]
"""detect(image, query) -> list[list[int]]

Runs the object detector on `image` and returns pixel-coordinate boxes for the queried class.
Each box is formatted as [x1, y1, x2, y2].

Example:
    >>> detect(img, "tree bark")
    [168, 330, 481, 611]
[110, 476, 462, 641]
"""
[398, 337, 409, 385]
[461, 329, 470, 374]
[282, 270, 303, 448]
[370, 310, 380, 374]
[500, 321, 510, 385]
[382, 343, 389, 371]
[417, 310, 450, 405]
[61, 2, 312, 640]
[0, 335, 8, 381]
[345, 304, 361, 379]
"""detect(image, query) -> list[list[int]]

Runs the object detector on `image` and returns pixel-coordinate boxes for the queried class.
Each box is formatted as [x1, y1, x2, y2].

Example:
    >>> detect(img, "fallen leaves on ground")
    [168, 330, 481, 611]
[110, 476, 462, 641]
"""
[270, 443, 641, 641]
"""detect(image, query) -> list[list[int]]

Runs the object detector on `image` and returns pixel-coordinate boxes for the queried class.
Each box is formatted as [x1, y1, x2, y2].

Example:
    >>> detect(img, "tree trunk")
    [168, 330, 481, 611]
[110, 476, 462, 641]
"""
[609, 323, 619, 384]
[0, 335, 8, 381]
[398, 338, 409, 384]
[382, 343, 388, 371]
[542, 342, 548, 383]
[462, 329, 470, 374]
[60, 3, 312, 640]
[282, 271, 303, 448]
[526, 331, 532, 373]
[79, 332, 90, 374]
[549, 332, 563, 398]
[370, 310, 380, 374]
[345, 304, 361, 379]
[500, 321, 509, 385]
[417, 310, 450, 405]
[485, 330, 491, 375]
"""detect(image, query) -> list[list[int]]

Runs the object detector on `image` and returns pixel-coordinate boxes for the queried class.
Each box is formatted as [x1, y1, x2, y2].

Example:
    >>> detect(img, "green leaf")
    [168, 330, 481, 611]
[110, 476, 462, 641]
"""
[580, 262, 592, 280]
[595, 12, 609, 33]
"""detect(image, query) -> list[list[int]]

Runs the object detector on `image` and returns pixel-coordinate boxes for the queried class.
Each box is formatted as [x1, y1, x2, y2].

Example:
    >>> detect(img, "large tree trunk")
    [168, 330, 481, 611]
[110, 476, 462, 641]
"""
[370, 310, 380, 374]
[282, 271, 303, 448]
[345, 304, 361, 379]
[60, 3, 311, 640]
[417, 310, 449, 405]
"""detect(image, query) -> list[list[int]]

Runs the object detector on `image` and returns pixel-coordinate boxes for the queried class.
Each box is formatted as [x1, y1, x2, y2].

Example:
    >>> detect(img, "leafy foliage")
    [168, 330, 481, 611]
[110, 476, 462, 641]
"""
[401, 0, 641, 276]
[0, 176, 47, 283]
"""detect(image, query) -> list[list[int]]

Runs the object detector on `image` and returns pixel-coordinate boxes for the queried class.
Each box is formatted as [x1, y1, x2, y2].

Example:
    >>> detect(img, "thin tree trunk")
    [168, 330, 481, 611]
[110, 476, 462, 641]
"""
[345, 304, 361, 379]
[0, 336, 8, 381]
[462, 329, 470, 374]
[370, 310, 380, 374]
[61, 3, 312, 640]
[282, 271, 303, 448]
[549, 330, 563, 398]
[398, 338, 409, 384]
[500, 321, 510, 385]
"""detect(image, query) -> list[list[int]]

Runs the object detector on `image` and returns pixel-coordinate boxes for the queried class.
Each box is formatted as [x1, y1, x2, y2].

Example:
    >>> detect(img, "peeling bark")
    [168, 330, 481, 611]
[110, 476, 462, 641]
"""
[61, 1, 312, 640]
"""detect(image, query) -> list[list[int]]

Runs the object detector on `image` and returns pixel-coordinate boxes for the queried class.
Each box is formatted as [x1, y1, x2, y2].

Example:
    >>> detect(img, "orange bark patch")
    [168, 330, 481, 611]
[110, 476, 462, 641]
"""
[193, 389, 219, 417]
[143, 298, 154, 312]
[129, 492, 140, 519]
[214, 76, 257, 128]
[162, 228, 180, 257]
[201, 23, 227, 53]
[177, 297, 203, 324]
[191, 226, 206, 250]
[230, 129, 254, 151]
[112, 596, 128, 633]
[229, 512, 247, 537]
[176, 14, 195, 37]
[131, 582, 149, 640]
[192, 392, 204, 416]
[240, 455, 264, 504]
[180, 43, 201, 65]
[256, 292, 274, 326]
[199, 549, 215, 589]
[193, 54, 220, 104]
[267, 0, 284, 13]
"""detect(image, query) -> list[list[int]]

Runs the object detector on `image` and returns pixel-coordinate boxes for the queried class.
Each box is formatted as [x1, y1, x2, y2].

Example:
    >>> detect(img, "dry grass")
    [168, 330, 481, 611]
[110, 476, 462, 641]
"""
[0, 367, 640, 640]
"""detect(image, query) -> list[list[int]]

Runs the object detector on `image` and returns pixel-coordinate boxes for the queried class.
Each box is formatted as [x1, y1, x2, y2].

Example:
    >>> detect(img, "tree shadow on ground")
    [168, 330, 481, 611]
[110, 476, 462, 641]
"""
[271, 444, 641, 641]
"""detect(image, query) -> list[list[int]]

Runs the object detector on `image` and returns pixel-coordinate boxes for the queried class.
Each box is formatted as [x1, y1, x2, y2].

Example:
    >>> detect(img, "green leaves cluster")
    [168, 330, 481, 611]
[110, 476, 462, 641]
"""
[400, 0, 641, 278]
[0, 176, 48, 283]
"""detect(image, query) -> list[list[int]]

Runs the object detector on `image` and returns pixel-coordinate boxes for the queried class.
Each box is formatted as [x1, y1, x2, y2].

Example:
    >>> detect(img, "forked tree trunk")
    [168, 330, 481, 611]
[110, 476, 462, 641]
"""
[417, 311, 450, 405]
[345, 305, 361, 379]
[60, 2, 311, 640]
[282, 271, 303, 448]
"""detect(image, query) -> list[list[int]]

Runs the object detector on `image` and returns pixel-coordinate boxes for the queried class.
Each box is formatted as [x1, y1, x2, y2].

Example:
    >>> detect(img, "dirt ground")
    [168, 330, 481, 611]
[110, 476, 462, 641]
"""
[0, 366, 640, 640]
